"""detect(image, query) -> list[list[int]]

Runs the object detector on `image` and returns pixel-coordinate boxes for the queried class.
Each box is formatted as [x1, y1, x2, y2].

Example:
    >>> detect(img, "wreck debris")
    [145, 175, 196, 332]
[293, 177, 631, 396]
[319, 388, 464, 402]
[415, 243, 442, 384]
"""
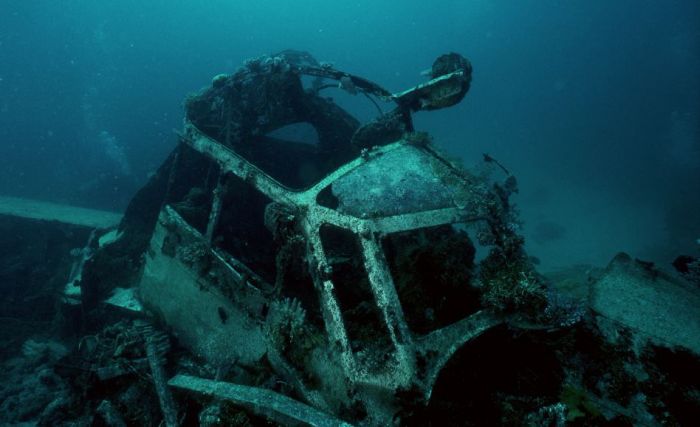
[416, 309, 504, 398]
[168, 374, 353, 427]
[0, 339, 72, 424]
[63, 229, 97, 305]
[393, 52, 472, 111]
[104, 287, 144, 314]
[140, 322, 180, 427]
[0, 195, 122, 229]
[592, 253, 700, 353]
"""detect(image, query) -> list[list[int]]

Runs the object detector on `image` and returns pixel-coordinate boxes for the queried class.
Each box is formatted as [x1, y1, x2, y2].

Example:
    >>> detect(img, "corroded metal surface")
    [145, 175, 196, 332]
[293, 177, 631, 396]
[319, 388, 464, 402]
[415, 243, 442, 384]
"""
[139, 123, 512, 423]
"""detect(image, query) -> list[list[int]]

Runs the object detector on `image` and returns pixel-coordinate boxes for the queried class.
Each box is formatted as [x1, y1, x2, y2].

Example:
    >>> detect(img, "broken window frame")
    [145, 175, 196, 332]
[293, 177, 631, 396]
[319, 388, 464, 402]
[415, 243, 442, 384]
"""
[172, 123, 504, 399]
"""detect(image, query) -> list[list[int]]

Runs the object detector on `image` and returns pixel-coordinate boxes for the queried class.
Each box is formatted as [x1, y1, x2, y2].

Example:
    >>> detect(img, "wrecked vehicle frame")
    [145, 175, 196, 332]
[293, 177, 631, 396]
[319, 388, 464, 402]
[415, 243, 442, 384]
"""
[103, 50, 544, 425]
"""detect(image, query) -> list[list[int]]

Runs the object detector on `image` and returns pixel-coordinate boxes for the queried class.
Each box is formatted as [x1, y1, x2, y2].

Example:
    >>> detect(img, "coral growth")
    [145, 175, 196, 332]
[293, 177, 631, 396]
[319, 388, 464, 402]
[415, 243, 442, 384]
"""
[0, 339, 71, 425]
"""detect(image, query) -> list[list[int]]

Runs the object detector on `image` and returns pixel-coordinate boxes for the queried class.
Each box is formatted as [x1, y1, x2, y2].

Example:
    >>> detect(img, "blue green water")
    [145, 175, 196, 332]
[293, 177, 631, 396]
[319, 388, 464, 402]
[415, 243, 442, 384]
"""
[0, 0, 698, 269]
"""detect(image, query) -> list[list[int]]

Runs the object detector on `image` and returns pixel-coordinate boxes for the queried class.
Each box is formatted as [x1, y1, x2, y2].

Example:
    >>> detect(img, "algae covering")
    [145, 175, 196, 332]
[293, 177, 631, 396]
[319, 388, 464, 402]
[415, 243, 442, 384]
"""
[1, 51, 699, 426]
